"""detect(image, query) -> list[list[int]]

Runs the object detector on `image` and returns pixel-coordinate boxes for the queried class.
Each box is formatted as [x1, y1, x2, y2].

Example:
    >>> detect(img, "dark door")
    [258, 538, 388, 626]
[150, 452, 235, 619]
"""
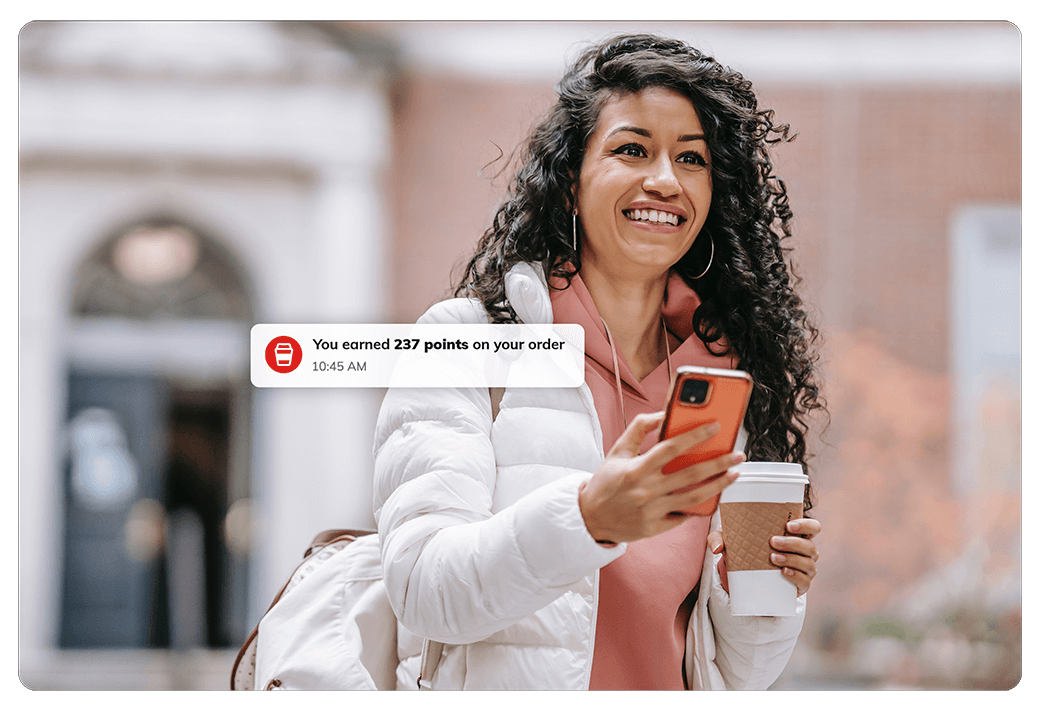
[60, 370, 169, 647]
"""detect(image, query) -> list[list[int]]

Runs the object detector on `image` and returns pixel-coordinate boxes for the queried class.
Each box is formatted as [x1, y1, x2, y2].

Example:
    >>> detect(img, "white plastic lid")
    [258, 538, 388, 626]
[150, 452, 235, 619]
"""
[730, 461, 808, 484]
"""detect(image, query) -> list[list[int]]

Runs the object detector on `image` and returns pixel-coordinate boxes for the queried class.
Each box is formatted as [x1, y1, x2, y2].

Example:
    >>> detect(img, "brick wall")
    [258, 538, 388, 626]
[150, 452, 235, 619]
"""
[388, 73, 1021, 684]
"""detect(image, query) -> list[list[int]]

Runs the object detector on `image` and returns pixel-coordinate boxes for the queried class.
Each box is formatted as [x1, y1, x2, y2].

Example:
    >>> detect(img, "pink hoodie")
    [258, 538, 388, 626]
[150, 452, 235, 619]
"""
[550, 271, 735, 690]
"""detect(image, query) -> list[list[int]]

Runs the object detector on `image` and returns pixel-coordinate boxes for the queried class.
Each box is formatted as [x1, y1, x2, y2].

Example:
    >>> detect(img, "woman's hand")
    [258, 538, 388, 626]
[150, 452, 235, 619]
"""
[707, 517, 821, 597]
[578, 412, 744, 545]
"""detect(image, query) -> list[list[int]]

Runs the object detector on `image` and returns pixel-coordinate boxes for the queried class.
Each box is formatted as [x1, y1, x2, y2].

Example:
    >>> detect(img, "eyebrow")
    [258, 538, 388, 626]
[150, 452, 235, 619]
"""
[607, 126, 707, 143]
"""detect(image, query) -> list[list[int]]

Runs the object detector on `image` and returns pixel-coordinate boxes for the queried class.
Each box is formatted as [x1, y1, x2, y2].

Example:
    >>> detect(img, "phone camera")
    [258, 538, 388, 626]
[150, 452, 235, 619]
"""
[680, 378, 710, 405]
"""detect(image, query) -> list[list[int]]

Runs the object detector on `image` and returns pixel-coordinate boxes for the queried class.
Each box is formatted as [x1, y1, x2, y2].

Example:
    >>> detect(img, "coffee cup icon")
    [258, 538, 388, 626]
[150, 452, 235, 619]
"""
[265, 335, 302, 373]
[274, 342, 294, 366]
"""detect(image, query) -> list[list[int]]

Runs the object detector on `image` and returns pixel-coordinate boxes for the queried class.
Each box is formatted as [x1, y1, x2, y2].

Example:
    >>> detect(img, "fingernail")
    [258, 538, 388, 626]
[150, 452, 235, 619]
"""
[726, 471, 739, 481]
[771, 536, 782, 545]
[771, 553, 785, 564]
[788, 521, 801, 533]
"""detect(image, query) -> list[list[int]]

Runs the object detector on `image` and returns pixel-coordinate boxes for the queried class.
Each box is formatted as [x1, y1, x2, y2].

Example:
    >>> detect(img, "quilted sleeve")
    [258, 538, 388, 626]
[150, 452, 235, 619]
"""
[685, 437, 805, 690]
[372, 299, 624, 645]
[704, 510, 806, 690]
[707, 572, 805, 688]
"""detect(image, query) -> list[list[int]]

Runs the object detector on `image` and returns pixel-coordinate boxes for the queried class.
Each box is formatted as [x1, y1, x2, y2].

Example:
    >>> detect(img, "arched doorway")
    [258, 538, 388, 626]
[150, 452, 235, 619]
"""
[60, 216, 254, 650]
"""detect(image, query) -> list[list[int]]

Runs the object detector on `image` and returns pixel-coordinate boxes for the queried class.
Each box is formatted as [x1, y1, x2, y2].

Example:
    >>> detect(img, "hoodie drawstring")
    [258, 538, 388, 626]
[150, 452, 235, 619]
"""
[599, 317, 673, 430]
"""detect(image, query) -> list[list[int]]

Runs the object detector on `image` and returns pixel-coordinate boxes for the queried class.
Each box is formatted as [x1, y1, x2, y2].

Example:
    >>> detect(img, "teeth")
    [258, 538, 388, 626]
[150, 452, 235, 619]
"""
[626, 209, 680, 226]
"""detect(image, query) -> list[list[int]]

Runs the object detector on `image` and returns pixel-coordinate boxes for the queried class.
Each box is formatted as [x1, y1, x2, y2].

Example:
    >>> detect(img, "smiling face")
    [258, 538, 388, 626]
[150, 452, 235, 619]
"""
[576, 87, 712, 283]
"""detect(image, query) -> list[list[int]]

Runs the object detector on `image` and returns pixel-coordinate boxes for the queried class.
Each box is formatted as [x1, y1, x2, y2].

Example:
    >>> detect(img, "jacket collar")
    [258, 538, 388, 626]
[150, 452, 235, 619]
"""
[504, 262, 553, 324]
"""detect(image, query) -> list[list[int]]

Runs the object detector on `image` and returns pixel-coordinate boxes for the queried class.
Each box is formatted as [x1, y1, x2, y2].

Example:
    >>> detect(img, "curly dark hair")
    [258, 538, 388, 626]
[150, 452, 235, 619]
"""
[453, 33, 825, 511]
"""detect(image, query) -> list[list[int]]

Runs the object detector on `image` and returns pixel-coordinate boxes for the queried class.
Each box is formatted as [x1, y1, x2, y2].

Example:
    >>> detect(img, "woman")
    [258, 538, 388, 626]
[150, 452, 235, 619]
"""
[373, 33, 825, 690]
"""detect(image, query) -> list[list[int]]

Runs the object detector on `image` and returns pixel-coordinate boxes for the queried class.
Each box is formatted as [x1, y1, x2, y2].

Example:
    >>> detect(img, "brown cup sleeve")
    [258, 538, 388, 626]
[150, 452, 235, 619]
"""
[719, 501, 804, 571]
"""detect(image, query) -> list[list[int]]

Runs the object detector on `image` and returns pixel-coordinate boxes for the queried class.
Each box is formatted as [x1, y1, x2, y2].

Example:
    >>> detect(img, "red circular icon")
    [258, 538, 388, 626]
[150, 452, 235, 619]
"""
[265, 336, 303, 373]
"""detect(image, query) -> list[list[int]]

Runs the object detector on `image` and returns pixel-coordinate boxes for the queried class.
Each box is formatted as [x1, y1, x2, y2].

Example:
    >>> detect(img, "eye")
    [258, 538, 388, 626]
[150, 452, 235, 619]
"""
[611, 143, 646, 158]
[678, 151, 708, 167]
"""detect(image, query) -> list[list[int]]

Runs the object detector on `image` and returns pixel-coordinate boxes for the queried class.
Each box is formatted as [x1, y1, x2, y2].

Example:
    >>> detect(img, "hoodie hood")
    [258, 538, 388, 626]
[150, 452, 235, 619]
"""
[505, 263, 731, 393]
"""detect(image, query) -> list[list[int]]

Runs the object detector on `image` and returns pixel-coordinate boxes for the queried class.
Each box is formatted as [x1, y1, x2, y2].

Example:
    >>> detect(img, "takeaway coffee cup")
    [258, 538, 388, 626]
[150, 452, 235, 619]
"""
[718, 462, 808, 616]
[275, 342, 294, 367]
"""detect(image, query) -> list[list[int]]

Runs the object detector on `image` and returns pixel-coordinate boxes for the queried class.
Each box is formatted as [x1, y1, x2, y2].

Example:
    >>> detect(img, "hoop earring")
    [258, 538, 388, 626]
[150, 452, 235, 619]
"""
[690, 233, 714, 279]
[572, 210, 579, 253]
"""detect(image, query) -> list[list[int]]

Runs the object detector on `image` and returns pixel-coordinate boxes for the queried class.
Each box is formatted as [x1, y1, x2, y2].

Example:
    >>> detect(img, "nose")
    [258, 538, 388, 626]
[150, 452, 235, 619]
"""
[642, 155, 680, 197]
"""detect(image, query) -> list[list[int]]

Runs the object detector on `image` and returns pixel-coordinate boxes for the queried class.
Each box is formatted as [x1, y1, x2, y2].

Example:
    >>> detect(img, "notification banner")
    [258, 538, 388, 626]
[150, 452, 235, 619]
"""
[250, 324, 585, 388]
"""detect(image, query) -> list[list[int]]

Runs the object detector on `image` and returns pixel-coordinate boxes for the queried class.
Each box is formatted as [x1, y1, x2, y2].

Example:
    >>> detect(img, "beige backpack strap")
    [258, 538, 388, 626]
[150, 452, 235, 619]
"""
[489, 386, 505, 421]
[303, 528, 375, 558]
[417, 639, 445, 690]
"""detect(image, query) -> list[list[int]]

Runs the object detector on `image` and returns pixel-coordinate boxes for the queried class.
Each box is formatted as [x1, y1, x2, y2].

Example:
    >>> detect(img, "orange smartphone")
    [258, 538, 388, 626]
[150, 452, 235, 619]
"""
[658, 366, 753, 516]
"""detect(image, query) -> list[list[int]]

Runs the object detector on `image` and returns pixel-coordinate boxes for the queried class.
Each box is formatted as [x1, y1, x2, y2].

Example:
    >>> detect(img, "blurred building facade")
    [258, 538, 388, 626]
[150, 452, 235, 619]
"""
[19, 21, 394, 688]
[18, 21, 1021, 690]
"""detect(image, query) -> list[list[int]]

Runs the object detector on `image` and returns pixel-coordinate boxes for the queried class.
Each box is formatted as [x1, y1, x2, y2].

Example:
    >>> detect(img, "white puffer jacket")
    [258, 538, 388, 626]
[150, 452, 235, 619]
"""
[372, 263, 805, 690]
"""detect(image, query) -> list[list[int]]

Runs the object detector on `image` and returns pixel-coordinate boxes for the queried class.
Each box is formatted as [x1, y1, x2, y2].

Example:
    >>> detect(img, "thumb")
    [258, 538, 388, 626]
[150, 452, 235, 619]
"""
[608, 411, 665, 458]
